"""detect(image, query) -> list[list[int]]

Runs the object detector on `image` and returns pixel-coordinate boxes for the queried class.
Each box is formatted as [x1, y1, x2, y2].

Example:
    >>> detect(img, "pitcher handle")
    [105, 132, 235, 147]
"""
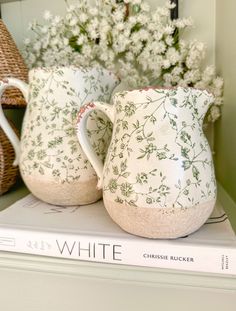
[77, 102, 115, 189]
[0, 78, 29, 166]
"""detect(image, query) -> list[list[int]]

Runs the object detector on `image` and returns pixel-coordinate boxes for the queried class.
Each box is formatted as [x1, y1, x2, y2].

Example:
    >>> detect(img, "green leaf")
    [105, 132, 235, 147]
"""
[186, 179, 191, 186]
[131, 22, 142, 32]
[171, 98, 177, 107]
[132, 4, 141, 14]
[122, 121, 128, 130]
[182, 160, 191, 170]
[120, 160, 127, 172]
[133, 120, 140, 129]
[192, 165, 200, 180]
[181, 147, 190, 159]
[39, 167, 45, 175]
[112, 166, 119, 175]
[69, 36, 82, 53]
[122, 172, 130, 178]
[150, 116, 156, 124]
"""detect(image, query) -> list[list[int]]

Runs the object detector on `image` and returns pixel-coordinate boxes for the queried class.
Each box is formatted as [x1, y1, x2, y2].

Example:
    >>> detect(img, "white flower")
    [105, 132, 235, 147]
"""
[164, 25, 175, 35]
[162, 59, 171, 69]
[202, 66, 215, 83]
[174, 17, 193, 29]
[123, 28, 131, 38]
[178, 79, 188, 87]
[125, 51, 135, 61]
[65, 13, 73, 21]
[209, 105, 221, 122]
[213, 96, 223, 106]
[151, 41, 166, 54]
[194, 81, 206, 89]
[112, 10, 124, 22]
[186, 41, 206, 69]
[80, 13, 88, 23]
[43, 10, 52, 21]
[115, 22, 125, 31]
[41, 25, 48, 34]
[156, 7, 169, 18]
[126, 0, 142, 5]
[172, 66, 183, 76]
[163, 73, 172, 83]
[147, 22, 158, 32]
[166, 47, 180, 65]
[24, 38, 31, 45]
[67, 5, 75, 13]
[89, 8, 98, 16]
[165, 0, 176, 10]
[165, 36, 174, 46]
[72, 27, 80, 36]
[33, 41, 41, 51]
[82, 45, 92, 55]
[63, 38, 69, 46]
[51, 38, 59, 46]
[140, 2, 150, 12]
[28, 53, 36, 64]
[23, 0, 223, 122]
[77, 35, 87, 45]
[69, 17, 77, 27]
[50, 27, 57, 36]
[213, 77, 224, 89]
[212, 88, 223, 98]
[28, 21, 37, 30]
[184, 69, 201, 84]
[53, 16, 61, 25]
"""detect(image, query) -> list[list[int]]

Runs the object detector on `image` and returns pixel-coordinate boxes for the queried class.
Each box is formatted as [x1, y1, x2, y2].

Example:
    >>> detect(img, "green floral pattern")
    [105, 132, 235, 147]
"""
[20, 66, 119, 183]
[103, 87, 216, 208]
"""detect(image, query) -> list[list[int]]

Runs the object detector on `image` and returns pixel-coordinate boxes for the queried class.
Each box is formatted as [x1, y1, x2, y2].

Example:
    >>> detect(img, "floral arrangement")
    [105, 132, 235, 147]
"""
[23, 0, 223, 122]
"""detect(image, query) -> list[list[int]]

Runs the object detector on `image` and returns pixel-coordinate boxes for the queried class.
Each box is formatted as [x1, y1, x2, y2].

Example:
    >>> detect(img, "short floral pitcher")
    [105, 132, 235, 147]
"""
[77, 87, 217, 238]
[0, 66, 119, 205]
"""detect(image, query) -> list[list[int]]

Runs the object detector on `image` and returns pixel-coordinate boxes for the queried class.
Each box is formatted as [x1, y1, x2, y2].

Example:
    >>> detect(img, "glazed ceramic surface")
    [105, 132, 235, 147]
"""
[77, 87, 217, 238]
[0, 66, 119, 205]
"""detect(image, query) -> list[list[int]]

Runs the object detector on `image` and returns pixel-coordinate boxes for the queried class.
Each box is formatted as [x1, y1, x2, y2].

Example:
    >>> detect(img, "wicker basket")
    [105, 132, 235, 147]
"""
[0, 119, 19, 195]
[0, 19, 28, 108]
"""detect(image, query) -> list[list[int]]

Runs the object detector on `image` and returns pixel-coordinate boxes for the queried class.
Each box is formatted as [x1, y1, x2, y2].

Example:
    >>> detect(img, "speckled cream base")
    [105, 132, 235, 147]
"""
[103, 195, 216, 239]
[22, 175, 102, 206]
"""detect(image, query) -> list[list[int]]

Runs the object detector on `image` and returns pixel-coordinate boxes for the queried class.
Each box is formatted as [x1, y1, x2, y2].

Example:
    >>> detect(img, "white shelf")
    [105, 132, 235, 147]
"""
[0, 251, 236, 290]
[0, 251, 236, 311]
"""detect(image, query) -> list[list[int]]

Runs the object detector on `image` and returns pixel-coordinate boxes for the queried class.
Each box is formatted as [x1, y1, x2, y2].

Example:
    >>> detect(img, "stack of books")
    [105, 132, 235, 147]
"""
[0, 194, 235, 275]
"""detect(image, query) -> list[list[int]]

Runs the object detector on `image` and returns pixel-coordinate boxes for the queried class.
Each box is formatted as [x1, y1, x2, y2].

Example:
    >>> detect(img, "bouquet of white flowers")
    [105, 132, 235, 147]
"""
[23, 0, 223, 122]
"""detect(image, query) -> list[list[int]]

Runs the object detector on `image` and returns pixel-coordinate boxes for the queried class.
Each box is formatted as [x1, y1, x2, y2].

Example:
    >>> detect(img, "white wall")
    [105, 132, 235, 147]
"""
[215, 0, 236, 204]
[1, 0, 215, 66]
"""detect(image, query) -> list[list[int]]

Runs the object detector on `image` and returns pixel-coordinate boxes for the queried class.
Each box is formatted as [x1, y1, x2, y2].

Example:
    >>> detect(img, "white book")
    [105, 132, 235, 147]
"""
[0, 194, 236, 275]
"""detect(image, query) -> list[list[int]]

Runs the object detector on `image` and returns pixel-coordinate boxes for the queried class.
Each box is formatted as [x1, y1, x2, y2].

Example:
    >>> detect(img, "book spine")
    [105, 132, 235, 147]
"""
[0, 227, 235, 275]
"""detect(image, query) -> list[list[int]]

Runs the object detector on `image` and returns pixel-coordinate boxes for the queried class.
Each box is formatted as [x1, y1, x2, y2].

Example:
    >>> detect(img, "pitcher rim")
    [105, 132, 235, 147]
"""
[28, 65, 120, 82]
[114, 85, 214, 98]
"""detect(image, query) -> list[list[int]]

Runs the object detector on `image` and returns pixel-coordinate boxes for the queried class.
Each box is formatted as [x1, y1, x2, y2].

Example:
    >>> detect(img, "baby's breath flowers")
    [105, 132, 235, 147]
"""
[23, 0, 223, 122]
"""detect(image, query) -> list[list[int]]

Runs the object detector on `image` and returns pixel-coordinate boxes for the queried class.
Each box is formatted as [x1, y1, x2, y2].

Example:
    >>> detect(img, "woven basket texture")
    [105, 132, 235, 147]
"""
[0, 19, 28, 108]
[0, 118, 19, 195]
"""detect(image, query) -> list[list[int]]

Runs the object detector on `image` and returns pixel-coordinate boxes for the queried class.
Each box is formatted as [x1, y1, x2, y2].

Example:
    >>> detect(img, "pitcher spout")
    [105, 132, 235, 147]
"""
[196, 89, 215, 121]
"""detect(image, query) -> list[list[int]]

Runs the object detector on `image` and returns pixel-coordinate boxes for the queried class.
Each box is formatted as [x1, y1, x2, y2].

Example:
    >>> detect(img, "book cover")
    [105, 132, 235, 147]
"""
[0, 194, 235, 275]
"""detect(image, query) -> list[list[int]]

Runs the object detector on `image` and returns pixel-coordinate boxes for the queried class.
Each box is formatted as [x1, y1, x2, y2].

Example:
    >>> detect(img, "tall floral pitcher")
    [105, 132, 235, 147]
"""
[77, 87, 216, 238]
[0, 66, 119, 205]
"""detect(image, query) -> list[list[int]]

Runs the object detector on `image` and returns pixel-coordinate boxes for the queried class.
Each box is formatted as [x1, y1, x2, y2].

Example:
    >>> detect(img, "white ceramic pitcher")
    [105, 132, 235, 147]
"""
[0, 66, 119, 205]
[77, 86, 217, 238]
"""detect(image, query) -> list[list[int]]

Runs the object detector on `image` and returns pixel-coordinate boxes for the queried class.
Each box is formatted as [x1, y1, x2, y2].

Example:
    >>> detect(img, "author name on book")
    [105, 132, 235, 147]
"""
[143, 253, 194, 262]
